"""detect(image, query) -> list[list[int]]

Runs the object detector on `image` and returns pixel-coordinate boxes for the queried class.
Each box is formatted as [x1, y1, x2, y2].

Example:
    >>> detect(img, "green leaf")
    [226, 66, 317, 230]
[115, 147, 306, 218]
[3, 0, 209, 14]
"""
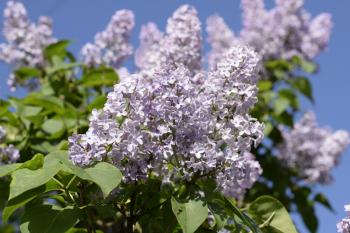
[258, 80, 273, 92]
[314, 193, 333, 212]
[294, 187, 318, 233]
[207, 199, 228, 230]
[248, 195, 298, 233]
[2, 180, 59, 223]
[0, 164, 21, 178]
[19, 154, 44, 170]
[41, 118, 66, 138]
[264, 122, 273, 136]
[84, 163, 123, 198]
[66, 229, 104, 233]
[9, 155, 62, 200]
[265, 60, 292, 72]
[171, 197, 208, 233]
[45, 57, 80, 75]
[81, 66, 119, 87]
[273, 98, 290, 115]
[300, 60, 317, 73]
[14, 67, 41, 80]
[20, 204, 80, 233]
[44, 40, 70, 61]
[225, 198, 262, 233]
[278, 89, 298, 109]
[23, 94, 65, 114]
[46, 151, 122, 197]
[87, 95, 107, 112]
[292, 77, 314, 102]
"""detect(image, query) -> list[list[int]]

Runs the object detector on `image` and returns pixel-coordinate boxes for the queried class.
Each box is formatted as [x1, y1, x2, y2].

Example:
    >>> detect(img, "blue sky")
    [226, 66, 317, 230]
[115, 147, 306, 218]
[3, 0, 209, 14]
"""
[0, 1, 349, 232]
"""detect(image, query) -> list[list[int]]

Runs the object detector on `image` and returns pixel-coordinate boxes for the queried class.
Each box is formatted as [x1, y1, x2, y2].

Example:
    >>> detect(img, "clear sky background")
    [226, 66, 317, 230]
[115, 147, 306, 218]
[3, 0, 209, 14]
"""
[0, 1, 349, 232]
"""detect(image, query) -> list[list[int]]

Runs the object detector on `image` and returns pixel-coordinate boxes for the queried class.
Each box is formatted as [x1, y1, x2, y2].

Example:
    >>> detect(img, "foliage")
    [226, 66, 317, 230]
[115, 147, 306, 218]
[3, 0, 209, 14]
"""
[0, 1, 346, 233]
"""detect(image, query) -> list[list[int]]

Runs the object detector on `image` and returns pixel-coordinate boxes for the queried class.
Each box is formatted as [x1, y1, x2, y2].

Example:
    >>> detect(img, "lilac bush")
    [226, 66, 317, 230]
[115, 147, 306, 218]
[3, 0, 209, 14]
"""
[0, 1, 348, 233]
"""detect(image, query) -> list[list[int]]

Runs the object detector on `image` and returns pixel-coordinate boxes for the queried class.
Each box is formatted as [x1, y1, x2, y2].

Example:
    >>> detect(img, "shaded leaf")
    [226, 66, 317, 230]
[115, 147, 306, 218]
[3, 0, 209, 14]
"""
[81, 66, 119, 87]
[249, 196, 298, 233]
[20, 204, 80, 233]
[171, 197, 208, 233]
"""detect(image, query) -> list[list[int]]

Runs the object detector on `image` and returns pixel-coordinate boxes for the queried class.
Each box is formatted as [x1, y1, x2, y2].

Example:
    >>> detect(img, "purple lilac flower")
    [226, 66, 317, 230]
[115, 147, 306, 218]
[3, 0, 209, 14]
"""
[207, 0, 333, 68]
[0, 144, 20, 165]
[240, 0, 333, 60]
[206, 15, 238, 70]
[69, 42, 264, 198]
[337, 205, 350, 233]
[134, 22, 164, 74]
[135, 5, 202, 75]
[278, 112, 350, 184]
[81, 10, 134, 68]
[0, 1, 56, 91]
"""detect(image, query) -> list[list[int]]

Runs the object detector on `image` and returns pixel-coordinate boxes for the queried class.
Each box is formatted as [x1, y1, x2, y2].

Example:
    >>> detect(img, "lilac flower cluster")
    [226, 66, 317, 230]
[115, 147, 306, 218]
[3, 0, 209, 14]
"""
[206, 15, 238, 70]
[337, 205, 350, 233]
[135, 5, 202, 75]
[0, 1, 56, 91]
[207, 0, 332, 68]
[0, 126, 20, 165]
[81, 10, 134, 68]
[0, 144, 20, 165]
[278, 112, 350, 184]
[69, 6, 264, 197]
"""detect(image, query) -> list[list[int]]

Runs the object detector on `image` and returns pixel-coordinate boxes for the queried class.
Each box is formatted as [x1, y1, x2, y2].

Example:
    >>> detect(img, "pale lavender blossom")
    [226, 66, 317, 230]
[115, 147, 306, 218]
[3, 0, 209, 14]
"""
[69, 44, 264, 198]
[135, 22, 164, 73]
[240, 0, 333, 60]
[278, 112, 350, 184]
[206, 15, 238, 70]
[163, 5, 202, 72]
[218, 152, 262, 198]
[301, 13, 332, 59]
[0, 144, 20, 165]
[0, 1, 56, 91]
[135, 5, 202, 74]
[207, 0, 333, 66]
[81, 10, 134, 68]
[337, 205, 350, 233]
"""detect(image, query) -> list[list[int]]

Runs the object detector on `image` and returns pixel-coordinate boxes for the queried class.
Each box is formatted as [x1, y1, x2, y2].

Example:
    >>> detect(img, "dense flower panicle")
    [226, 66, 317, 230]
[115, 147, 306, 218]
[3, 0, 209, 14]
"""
[337, 205, 350, 233]
[240, 0, 333, 60]
[163, 5, 202, 71]
[81, 10, 134, 68]
[301, 13, 332, 59]
[135, 5, 202, 75]
[278, 112, 350, 184]
[241, 0, 266, 30]
[134, 22, 164, 73]
[206, 15, 238, 70]
[0, 1, 56, 90]
[69, 43, 264, 198]
[207, 0, 332, 66]
[218, 152, 262, 197]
